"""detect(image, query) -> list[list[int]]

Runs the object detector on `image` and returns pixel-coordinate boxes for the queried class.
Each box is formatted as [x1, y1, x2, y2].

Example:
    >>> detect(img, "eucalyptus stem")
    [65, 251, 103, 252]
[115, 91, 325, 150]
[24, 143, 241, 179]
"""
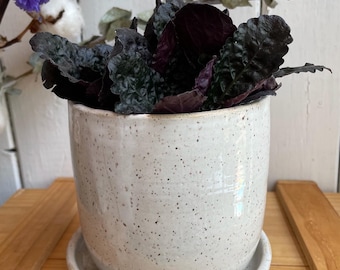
[0, 18, 38, 49]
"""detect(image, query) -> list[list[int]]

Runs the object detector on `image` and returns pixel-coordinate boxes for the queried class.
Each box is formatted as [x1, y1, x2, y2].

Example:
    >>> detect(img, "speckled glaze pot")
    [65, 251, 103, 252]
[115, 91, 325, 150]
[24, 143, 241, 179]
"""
[68, 96, 270, 270]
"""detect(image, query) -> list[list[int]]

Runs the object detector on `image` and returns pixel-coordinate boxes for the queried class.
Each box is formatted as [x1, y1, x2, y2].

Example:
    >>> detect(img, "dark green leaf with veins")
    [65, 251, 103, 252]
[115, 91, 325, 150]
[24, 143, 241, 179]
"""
[205, 15, 293, 109]
[153, 0, 184, 39]
[107, 52, 166, 114]
[29, 32, 112, 107]
[144, 0, 184, 52]
[102, 27, 167, 114]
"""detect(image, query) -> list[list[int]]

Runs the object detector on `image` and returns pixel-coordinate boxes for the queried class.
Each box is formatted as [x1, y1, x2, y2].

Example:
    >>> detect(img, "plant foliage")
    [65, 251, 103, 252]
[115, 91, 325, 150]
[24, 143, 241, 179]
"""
[30, 0, 330, 114]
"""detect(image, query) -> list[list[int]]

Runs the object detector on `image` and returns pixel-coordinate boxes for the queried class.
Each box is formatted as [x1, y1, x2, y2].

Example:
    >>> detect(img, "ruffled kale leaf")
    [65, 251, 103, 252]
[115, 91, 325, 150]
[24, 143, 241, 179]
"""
[205, 15, 293, 109]
[115, 28, 152, 64]
[29, 32, 112, 107]
[153, 0, 185, 39]
[106, 29, 166, 114]
[107, 52, 165, 114]
[30, 4, 330, 115]
[273, 63, 332, 78]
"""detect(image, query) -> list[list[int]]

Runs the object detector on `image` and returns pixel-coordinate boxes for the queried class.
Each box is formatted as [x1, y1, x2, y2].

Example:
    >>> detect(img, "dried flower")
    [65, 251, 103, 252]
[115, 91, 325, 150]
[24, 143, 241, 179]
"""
[15, 0, 50, 12]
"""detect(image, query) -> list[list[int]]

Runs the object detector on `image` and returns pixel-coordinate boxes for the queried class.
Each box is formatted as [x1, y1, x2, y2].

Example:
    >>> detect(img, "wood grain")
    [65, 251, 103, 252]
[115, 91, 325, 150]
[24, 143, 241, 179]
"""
[0, 178, 77, 270]
[0, 189, 45, 242]
[276, 180, 340, 270]
[264, 193, 308, 268]
[2, 178, 339, 270]
[270, 267, 308, 270]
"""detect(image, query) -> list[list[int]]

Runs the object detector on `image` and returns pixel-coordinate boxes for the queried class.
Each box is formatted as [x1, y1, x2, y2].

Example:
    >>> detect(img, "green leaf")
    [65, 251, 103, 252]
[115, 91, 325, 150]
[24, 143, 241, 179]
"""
[263, 0, 277, 8]
[29, 52, 44, 74]
[98, 7, 132, 41]
[205, 15, 293, 109]
[220, 0, 251, 9]
[136, 9, 154, 30]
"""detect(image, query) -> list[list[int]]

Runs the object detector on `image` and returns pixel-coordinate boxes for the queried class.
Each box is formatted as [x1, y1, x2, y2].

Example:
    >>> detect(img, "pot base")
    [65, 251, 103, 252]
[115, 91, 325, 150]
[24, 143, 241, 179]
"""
[66, 228, 272, 270]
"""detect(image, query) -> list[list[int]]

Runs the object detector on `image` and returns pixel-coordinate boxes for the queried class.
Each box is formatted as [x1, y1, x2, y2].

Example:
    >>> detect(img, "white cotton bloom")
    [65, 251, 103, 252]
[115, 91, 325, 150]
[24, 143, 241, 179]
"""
[39, 0, 84, 42]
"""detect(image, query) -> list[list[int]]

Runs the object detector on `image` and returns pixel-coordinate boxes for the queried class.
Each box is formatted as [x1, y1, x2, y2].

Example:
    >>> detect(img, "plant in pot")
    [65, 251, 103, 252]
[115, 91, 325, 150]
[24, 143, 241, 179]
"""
[29, 0, 330, 269]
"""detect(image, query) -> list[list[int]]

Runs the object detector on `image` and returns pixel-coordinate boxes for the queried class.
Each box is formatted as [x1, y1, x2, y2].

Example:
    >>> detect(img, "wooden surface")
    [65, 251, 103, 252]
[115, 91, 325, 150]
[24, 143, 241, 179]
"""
[0, 178, 339, 270]
[0, 178, 77, 270]
[277, 181, 340, 270]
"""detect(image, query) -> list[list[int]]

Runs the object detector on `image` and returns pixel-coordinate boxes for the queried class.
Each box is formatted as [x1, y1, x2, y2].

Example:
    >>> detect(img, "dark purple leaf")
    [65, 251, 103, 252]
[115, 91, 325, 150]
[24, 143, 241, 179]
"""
[98, 71, 120, 111]
[152, 22, 177, 74]
[153, 3, 236, 74]
[152, 90, 207, 113]
[173, 4, 236, 58]
[223, 76, 279, 107]
[193, 56, 216, 95]
[41, 61, 100, 107]
[240, 89, 278, 105]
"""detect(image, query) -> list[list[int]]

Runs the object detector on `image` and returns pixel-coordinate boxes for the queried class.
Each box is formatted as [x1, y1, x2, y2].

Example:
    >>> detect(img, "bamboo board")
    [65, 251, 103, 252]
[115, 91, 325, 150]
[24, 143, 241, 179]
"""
[0, 178, 77, 270]
[276, 180, 340, 270]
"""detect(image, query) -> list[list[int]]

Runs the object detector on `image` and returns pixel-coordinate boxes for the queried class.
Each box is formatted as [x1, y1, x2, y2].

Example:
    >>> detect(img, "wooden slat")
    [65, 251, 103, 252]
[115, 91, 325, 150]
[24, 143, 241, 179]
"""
[325, 194, 340, 215]
[264, 193, 308, 268]
[2, 189, 45, 208]
[0, 178, 77, 270]
[42, 212, 80, 269]
[0, 190, 45, 242]
[270, 267, 309, 270]
[48, 213, 80, 259]
[276, 180, 340, 270]
[41, 259, 68, 269]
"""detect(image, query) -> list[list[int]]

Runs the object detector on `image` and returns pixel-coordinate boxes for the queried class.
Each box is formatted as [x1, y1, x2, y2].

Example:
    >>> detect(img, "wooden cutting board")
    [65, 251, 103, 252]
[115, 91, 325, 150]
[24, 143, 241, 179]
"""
[0, 178, 77, 270]
[276, 180, 340, 270]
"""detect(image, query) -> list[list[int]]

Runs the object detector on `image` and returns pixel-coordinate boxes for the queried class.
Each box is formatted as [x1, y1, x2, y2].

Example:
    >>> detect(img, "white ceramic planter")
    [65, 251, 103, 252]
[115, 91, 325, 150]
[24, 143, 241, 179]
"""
[68, 96, 270, 270]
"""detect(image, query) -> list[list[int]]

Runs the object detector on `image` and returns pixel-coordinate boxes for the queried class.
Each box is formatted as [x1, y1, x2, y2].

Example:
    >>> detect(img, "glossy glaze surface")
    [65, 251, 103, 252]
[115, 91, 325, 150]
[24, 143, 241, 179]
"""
[69, 97, 270, 270]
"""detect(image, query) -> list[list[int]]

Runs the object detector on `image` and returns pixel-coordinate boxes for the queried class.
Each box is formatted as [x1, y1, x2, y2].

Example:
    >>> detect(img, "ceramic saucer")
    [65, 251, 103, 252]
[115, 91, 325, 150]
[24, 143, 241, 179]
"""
[66, 229, 272, 270]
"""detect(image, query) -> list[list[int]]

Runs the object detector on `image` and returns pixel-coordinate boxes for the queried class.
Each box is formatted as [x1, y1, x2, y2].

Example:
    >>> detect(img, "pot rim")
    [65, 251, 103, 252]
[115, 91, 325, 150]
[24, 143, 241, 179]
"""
[69, 96, 269, 120]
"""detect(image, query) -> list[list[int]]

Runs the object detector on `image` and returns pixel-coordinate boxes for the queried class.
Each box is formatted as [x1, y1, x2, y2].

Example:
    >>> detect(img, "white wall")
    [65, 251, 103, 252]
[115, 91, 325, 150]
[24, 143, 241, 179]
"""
[267, 1, 340, 191]
[0, 1, 73, 193]
[0, 0, 338, 204]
